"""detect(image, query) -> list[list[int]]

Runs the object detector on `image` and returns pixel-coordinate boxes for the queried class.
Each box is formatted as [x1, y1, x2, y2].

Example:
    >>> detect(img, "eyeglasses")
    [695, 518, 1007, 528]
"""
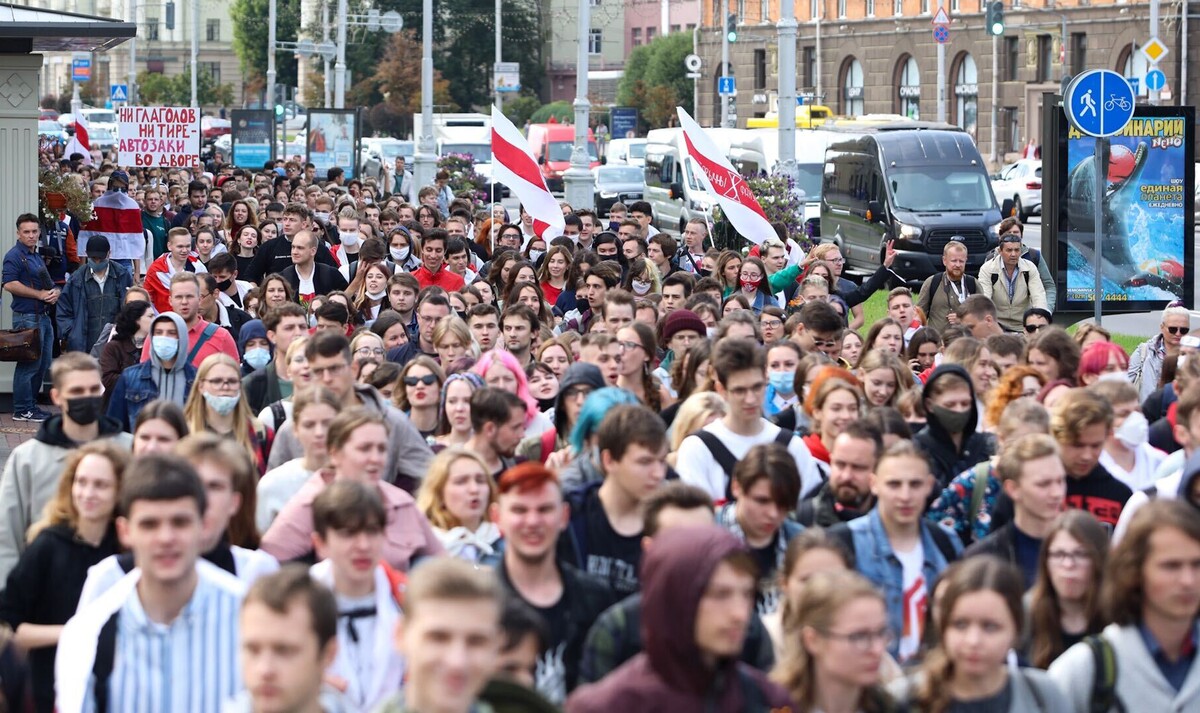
[618, 340, 644, 353]
[811, 338, 840, 349]
[827, 257, 845, 265]
[1024, 323, 1045, 333]
[355, 346, 385, 357]
[1047, 550, 1092, 566]
[820, 626, 893, 651]
[1167, 326, 1191, 335]
[204, 378, 240, 390]
[404, 374, 439, 387]
[760, 319, 783, 329]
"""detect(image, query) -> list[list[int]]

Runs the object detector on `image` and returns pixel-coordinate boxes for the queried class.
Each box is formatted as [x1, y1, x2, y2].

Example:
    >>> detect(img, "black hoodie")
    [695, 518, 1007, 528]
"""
[913, 364, 995, 490]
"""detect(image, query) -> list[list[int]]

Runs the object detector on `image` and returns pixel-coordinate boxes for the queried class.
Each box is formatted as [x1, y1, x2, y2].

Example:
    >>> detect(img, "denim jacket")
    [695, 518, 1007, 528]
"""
[835, 509, 961, 659]
[106, 359, 197, 431]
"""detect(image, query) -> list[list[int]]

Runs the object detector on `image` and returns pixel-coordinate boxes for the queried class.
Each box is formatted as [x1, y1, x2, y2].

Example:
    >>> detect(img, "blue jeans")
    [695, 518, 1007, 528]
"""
[12, 312, 54, 413]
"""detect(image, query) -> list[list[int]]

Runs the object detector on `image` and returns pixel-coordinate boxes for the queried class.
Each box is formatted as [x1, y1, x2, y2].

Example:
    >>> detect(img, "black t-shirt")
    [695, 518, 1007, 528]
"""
[1066, 464, 1133, 531]
[1013, 527, 1043, 590]
[750, 534, 782, 614]
[582, 492, 642, 595]
[948, 678, 1012, 713]
[531, 593, 571, 703]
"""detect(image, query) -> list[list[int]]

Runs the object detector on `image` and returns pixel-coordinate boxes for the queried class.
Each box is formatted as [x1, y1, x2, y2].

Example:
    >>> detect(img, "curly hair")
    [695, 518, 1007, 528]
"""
[984, 365, 1046, 428]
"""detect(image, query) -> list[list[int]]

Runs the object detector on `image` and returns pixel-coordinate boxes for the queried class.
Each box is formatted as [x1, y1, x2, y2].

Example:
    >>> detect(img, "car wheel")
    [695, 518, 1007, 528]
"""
[1013, 195, 1024, 221]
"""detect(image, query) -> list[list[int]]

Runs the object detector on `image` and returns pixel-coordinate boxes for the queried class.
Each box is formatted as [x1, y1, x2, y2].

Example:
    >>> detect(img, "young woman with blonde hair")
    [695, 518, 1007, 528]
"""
[415, 446, 501, 563]
[184, 352, 273, 474]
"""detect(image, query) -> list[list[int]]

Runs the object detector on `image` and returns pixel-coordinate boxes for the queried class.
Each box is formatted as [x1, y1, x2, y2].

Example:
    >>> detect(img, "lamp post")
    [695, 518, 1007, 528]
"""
[413, 0, 437, 191]
[191, 0, 199, 107]
[778, 0, 798, 183]
[267, 0, 276, 110]
[562, 0, 593, 209]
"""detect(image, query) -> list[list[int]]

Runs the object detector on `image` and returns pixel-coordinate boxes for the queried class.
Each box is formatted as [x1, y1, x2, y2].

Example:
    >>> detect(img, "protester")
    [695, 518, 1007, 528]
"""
[416, 447, 502, 563]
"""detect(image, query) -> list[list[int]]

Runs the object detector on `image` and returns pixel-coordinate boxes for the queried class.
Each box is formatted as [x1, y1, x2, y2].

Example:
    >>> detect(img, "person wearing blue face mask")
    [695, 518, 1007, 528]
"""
[106, 312, 197, 430]
[763, 341, 802, 418]
[57, 235, 133, 355]
[237, 319, 274, 375]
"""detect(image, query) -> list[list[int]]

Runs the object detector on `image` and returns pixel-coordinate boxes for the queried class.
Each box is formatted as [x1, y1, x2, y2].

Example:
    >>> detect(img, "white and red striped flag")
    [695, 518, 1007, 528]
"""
[491, 105, 564, 240]
[63, 113, 93, 165]
[676, 107, 775, 245]
[79, 190, 144, 260]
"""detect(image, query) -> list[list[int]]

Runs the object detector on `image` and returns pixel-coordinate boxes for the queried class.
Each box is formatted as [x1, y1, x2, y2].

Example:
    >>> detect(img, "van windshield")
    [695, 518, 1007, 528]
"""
[549, 141, 600, 162]
[795, 164, 823, 200]
[627, 143, 646, 158]
[890, 166, 995, 212]
[442, 144, 491, 162]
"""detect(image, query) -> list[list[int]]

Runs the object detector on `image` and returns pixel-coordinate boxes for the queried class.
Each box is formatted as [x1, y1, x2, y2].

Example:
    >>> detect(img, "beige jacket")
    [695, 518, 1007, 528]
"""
[976, 253, 1048, 332]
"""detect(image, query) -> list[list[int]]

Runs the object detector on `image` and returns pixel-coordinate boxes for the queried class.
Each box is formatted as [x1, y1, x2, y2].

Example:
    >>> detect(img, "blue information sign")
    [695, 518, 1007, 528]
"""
[609, 107, 639, 140]
[71, 58, 91, 82]
[1146, 68, 1166, 91]
[1065, 69, 1135, 138]
[718, 76, 736, 96]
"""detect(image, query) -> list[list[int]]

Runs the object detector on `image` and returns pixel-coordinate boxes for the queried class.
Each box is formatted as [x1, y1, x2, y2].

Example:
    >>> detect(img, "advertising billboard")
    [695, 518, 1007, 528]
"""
[1055, 106, 1195, 312]
[231, 110, 275, 168]
[306, 109, 360, 181]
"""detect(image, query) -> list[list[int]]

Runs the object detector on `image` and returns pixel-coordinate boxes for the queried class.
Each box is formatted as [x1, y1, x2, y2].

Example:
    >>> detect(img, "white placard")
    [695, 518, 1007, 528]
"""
[117, 106, 201, 168]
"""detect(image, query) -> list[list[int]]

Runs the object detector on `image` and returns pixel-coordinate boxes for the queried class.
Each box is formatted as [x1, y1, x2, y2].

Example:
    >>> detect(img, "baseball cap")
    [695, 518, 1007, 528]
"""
[85, 235, 111, 259]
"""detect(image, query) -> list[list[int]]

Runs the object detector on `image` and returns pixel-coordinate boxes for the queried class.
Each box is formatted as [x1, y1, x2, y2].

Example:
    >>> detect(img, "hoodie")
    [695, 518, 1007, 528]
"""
[146, 311, 193, 405]
[236, 319, 271, 375]
[912, 364, 995, 490]
[106, 311, 197, 431]
[566, 527, 794, 713]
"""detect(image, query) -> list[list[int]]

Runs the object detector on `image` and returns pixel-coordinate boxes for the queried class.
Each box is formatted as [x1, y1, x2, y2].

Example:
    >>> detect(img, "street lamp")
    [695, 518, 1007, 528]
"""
[562, 0, 593, 210]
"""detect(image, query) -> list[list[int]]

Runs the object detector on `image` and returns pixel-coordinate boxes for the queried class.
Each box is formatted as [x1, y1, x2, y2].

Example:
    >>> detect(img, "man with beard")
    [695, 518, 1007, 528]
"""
[916, 239, 979, 334]
[464, 388, 529, 478]
[796, 421, 882, 527]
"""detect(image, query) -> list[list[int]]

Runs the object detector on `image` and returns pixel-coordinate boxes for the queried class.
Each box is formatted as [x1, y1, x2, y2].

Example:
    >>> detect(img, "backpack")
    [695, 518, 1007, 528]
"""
[917, 272, 979, 318]
[695, 429, 794, 502]
[966, 460, 992, 545]
[187, 322, 220, 363]
[1084, 635, 1127, 713]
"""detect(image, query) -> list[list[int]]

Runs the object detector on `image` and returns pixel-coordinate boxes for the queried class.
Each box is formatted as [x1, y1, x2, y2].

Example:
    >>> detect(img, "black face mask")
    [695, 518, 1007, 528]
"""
[66, 395, 103, 426]
[537, 396, 557, 412]
[215, 278, 233, 292]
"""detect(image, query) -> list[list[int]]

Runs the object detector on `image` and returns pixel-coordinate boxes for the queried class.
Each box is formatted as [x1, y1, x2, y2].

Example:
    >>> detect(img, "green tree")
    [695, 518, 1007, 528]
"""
[502, 95, 541, 127]
[230, 0, 301, 98]
[135, 69, 235, 107]
[530, 101, 573, 124]
[616, 32, 693, 132]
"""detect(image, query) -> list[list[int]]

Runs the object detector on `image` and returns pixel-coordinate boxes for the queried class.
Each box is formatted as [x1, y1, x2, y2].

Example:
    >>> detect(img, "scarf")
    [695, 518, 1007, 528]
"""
[435, 521, 502, 562]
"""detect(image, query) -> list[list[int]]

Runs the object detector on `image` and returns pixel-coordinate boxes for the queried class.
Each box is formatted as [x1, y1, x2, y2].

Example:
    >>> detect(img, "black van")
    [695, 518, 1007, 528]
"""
[819, 123, 1006, 284]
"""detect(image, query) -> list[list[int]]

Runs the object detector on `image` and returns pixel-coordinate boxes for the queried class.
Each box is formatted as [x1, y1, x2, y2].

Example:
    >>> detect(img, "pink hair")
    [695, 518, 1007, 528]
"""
[472, 349, 538, 425]
[1077, 341, 1129, 381]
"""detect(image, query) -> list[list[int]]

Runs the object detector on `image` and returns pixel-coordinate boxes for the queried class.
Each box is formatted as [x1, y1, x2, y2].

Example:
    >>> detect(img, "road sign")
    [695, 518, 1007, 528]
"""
[1146, 68, 1166, 91]
[1126, 76, 1140, 94]
[1141, 37, 1169, 64]
[71, 56, 91, 83]
[110, 84, 128, 102]
[932, 7, 950, 24]
[494, 62, 520, 93]
[684, 54, 702, 72]
[718, 76, 736, 96]
[1065, 69, 1135, 138]
[933, 25, 950, 44]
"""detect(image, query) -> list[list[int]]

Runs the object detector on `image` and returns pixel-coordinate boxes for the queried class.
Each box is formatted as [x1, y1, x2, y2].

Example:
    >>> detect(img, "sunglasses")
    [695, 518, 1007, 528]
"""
[403, 374, 439, 386]
[1167, 326, 1191, 335]
[1024, 323, 1045, 333]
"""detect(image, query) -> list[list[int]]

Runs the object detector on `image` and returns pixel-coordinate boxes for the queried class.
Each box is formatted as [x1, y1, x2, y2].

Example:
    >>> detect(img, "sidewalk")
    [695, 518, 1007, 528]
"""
[0, 408, 56, 472]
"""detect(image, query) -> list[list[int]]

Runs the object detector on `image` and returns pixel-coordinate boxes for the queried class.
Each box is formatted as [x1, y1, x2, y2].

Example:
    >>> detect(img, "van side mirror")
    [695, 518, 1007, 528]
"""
[1000, 198, 1015, 217]
[670, 182, 684, 200]
[537, 155, 545, 165]
[867, 200, 884, 223]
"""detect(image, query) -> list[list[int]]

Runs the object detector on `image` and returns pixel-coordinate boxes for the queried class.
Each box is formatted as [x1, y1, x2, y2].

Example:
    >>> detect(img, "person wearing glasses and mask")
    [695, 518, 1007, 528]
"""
[1130, 305, 1194, 402]
[976, 219, 1048, 333]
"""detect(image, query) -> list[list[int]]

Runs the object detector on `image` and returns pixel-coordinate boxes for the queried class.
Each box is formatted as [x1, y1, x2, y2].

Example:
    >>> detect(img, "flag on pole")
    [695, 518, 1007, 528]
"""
[63, 113, 93, 165]
[491, 105, 565, 240]
[675, 106, 775, 245]
[79, 191, 144, 260]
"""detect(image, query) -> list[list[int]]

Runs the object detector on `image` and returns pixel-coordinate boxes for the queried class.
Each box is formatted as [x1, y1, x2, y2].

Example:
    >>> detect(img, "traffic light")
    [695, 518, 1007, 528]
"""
[726, 13, 738, 43]
[165, 1, 175, 30]
[275, 104, 284, 119]
[986, 1, 1004, 36]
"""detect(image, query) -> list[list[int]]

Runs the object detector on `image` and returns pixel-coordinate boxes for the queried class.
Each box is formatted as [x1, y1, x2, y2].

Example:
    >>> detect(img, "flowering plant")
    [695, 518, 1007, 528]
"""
[37, 169, 94, 224]
[437, 154, 488, 209]
[712, 171, 813, 253]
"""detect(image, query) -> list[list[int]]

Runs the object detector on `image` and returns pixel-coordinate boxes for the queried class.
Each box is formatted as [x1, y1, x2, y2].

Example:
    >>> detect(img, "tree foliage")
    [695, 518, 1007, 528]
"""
[355, 29, 454, 138]
[616, 32, 694, 132]
[502, 95, 541, 127]
[230, 0, 301, 93]
[530, 101, 573, 124]
[136, 69, 235, 107]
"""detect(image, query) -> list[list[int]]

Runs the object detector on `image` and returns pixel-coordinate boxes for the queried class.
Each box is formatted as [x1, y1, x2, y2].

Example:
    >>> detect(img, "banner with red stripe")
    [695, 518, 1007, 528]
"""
[491, 105, 564, 240]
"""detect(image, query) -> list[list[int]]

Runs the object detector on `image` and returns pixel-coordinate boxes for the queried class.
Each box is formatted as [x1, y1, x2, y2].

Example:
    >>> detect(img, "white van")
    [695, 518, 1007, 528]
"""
[643, 128, 716, 235]
[735, 129, 836, 236]
[607, 138, 647, 167]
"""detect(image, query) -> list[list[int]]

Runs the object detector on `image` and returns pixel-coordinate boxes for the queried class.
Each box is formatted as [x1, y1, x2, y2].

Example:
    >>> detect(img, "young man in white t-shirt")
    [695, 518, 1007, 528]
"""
[674, 338, 822, 503]
[829, 441, 961, 663]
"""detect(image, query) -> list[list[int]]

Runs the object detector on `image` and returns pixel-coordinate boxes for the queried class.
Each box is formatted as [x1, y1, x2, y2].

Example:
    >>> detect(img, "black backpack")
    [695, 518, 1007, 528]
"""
[1084, 635, 1127, 713]
[695, 429, 794, 502]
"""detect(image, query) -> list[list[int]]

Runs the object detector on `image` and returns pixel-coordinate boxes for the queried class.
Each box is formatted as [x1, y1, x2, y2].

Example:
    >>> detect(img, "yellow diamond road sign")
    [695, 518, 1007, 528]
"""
[1141, 37, 1169, 64]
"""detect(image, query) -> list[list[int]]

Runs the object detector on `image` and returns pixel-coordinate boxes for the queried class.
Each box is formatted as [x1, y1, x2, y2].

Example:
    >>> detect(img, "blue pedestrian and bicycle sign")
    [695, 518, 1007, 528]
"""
[1065, 69, 1135, 138]
[1146, 68, 1166, 91]
[718, 76, 736, 96]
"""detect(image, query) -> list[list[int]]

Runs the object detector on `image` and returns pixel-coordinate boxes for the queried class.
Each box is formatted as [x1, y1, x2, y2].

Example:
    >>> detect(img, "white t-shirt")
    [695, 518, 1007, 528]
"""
[895, 542, 927, 663]
[257, 457, 313, 532]
[1099, 443, 1166, 493]
[674, 419, 822, 502]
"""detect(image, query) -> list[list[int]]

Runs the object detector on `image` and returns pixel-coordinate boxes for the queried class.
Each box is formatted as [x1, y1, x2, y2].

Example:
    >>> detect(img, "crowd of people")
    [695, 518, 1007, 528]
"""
[0, 150, 1196, 713]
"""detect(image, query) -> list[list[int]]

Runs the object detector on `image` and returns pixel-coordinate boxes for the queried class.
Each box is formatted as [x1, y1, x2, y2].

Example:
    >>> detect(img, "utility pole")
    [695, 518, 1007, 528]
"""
[990, 32, 998, 163]
[936, 0, 946, 122]
[127, 0, 137, 103]
[191, 0, 199, 107]
[413, 0, 437, 190]
[720, 0, 730, 127]
[267, 0, 276, 111]
[333, 0, 348, 108]
[661, 0, 669, 37]
[494, 0, 502, 110]
[563, 0, 593, 209]
[323, 0, 331, 107]
[778, 0, 798, 182]
[815, 0, 822, 102]
[1149, 0, 1160, 105]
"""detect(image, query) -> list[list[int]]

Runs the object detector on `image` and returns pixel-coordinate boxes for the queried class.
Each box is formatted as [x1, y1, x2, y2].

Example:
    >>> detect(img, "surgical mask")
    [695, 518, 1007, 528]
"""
[215, 278, 233, 292]
[313, 211, 329, 222]
[707, 327, 718, 339]
[529, 249, 545, 262]
[768, 370, 795, 396]
[151, 335, 178, 361]
[1115, 411, 1149, 449]
[87, 259, 108, 273]
[390, 247, 409, 262]
[930, 404, 971, 433]
[366, 289, 387, 301]
[203, 392, 241, 416]
[244, 347, 271, 370]
[340, 231, 360, 247]
[66, 395, 103, 426]
[631, 279, 652, 296]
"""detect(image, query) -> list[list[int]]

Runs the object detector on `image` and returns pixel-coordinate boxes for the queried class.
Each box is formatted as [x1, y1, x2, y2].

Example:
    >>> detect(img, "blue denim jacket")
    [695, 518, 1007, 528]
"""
[840, 509, 962, 658]
[106, 360, 197, 431]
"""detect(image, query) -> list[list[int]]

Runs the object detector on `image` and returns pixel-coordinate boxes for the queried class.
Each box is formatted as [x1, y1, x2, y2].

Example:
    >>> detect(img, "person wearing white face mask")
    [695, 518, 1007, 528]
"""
[183, 353, 273, 475]
[1093, 379, 1166, 491]
[330, 208, 363, 282]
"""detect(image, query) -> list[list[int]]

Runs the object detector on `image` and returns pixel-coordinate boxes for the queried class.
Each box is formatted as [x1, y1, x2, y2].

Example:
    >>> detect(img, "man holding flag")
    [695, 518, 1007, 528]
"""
[78, 170, 146, 277]
[63, 114, 92, 167]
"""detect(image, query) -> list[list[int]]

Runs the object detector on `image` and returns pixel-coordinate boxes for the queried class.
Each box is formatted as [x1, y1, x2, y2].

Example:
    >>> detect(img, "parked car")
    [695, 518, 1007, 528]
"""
[88, 126, 116, 156]
[39, 108, 59, 121]
[593, 166, 645, 217]
[607, 138, 647, 167]
[38, 120, 62, 138]
[990, 159, 1042, 221]
[201, 116, 232, 140]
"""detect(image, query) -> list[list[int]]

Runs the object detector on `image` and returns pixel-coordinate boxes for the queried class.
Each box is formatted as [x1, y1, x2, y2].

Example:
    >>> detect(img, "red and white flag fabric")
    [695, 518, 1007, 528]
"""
[676, 107, 775, 245]
[491, 105, 564, 240]
[63, 113, 93, 165]
[79, 191, 144, 260]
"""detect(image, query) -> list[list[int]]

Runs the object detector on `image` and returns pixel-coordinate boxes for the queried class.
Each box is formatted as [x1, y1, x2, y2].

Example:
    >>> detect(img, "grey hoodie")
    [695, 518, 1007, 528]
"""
[149, 311, 192, 406]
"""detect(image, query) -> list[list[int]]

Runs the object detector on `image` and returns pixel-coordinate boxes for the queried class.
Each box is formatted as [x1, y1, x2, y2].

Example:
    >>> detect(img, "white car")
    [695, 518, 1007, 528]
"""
[990, 159, 1042, 221]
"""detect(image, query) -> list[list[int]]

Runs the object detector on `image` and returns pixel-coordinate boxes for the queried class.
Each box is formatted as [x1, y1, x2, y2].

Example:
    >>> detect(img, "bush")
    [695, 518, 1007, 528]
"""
[530, 101, 574, 125]
[712, 172, 813, 253]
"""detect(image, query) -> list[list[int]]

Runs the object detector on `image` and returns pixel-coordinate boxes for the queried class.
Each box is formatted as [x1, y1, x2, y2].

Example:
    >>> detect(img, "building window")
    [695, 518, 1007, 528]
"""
[670, 24, 681, 33]
[589, 0, 601, 5]
[1003, 107, 1020, 152]
[206, 19, 220, 42]
[146, 18, 159, 41]
[897, 55, 920, 119]
[867, 0, 875, 16]
[1035, 35, 1052, 82]
[841, 57, 864, 116]
[921, 0, 930, 13]
[894, 0, 903, 15]
[951, 0, 960, 11]
[838, 0, 847, 17]
[200, 62, 220, 84]
[754, 49, 767, 89]
[803, 46, 817, 90]
[1121, 43, 1149, 97]
[631, 28, 641, 46]
[1002, 36, 1019, 81]
[647, 26, 656, 41]
[686, 23, 696, 30]
[1070, 33, 1086, 76]
[589, 29, 602, 54]
[811, 0, 820, 19]
[954, 53, 978, 137]
[761, 0, 770, 21]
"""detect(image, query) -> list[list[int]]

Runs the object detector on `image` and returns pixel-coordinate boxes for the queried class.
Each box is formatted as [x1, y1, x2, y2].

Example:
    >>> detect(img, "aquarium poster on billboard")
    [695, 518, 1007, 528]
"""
[230, 110, 275, 168]
[1056, 106, 1194, 311]
[306, 109, 360, 181]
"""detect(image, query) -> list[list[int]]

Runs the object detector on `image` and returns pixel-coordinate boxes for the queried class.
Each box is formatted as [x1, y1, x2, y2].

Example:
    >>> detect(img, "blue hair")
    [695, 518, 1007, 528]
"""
[569, 387, 640, 454]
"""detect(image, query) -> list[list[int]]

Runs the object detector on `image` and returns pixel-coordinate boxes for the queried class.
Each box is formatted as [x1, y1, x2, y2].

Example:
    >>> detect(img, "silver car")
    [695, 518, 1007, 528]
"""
[990, 159, 1042, 221]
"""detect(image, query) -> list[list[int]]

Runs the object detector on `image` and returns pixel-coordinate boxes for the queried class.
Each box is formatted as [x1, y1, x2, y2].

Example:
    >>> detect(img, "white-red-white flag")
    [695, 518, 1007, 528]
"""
[676, 107, 775, 245]
[64, 113, 93, 165]
[79, 191, 144, 260]
[491, 106, 564, 240]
